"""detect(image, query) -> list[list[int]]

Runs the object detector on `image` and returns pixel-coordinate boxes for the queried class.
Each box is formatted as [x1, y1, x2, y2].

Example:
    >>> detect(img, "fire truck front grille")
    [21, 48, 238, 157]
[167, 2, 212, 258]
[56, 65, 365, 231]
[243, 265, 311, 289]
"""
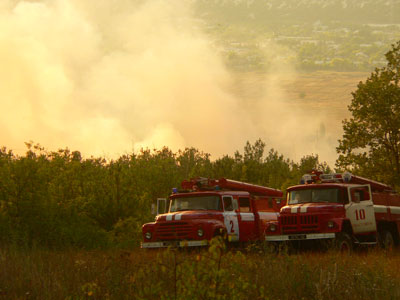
[300, 215, 318, 226]
[281, 216, 297, 225]
[155, 222, 193, 240]
[281, 215, 319, 233]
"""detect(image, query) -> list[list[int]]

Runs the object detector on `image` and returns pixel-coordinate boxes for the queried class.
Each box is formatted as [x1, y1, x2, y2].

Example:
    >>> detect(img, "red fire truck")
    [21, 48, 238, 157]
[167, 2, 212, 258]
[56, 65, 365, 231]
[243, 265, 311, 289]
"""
[141, 178, 283, 248]
[265, 171, 400, 250]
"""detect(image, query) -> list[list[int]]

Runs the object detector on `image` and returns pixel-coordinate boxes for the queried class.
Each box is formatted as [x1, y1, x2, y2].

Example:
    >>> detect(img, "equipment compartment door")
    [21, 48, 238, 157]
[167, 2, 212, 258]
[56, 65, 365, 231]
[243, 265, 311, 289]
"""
[346, 185, 377, 234]
[238, 197, 256, 241]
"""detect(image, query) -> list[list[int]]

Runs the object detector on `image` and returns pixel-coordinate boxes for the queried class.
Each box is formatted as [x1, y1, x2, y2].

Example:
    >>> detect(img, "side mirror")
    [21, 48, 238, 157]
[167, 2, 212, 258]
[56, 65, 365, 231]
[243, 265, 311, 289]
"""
[156, 198, 167, 215]
[275, 198, 285, 209]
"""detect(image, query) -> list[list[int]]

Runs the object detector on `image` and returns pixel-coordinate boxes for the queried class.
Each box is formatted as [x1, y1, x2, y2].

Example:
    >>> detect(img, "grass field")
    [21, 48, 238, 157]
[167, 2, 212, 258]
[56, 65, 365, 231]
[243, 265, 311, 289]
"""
[232, 71, 369, 122]
[283, 71, 369, 121]
[1, 241, 400, 300]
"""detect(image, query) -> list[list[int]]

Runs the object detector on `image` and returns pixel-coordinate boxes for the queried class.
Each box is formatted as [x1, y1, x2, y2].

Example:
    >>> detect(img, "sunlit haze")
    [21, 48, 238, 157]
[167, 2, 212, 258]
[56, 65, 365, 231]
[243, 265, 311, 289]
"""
[1, 0, 387, 167]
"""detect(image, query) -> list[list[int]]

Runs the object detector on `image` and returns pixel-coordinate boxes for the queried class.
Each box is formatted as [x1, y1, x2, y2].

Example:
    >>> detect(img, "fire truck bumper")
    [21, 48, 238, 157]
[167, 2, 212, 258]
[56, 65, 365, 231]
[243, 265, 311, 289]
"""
[141, 240, 208, 248]
[265, 233, 336, 242]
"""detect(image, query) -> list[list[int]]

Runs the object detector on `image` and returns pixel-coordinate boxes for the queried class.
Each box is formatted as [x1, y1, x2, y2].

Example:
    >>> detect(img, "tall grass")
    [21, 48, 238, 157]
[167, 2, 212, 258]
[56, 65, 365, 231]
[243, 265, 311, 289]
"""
[0, 242, 399, 300]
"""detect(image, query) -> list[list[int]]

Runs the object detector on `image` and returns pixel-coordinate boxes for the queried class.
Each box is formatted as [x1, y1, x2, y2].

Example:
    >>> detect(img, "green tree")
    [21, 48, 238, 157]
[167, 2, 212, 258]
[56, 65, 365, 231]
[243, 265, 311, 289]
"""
[241, 139, 266, 184]
[336, 41, 400, 188]
[177, 148, 212, 179]
[264, 149, 291, 190]
[212, 155, 236, 179]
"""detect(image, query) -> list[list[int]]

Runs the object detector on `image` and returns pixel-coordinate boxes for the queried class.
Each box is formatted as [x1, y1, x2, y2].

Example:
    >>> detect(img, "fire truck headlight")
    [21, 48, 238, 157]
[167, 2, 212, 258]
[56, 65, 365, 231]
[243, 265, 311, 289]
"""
[197, 229, 204, 237]
[269, 224, 277, 232]
[145, 232, 152, 240]
[327, 221, 334, 229]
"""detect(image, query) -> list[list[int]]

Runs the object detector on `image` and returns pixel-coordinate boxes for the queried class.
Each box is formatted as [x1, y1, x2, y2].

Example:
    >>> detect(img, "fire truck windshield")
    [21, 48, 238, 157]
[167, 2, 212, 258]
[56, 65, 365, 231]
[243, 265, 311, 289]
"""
[170, 195, 222, 212]
[289, 188, 340, 204]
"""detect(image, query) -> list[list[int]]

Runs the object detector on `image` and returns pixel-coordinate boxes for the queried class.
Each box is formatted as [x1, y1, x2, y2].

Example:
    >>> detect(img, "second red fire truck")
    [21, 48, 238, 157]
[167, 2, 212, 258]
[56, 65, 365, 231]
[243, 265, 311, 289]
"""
[265, 171, 400, 250]
[141, 178, 283, 248]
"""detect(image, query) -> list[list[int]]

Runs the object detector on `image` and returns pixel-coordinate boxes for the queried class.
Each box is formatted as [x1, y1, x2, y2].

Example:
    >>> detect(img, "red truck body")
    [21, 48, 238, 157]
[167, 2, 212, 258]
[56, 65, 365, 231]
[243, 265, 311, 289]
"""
[141, 178, 283, 248]
[266, 171, 400, 249]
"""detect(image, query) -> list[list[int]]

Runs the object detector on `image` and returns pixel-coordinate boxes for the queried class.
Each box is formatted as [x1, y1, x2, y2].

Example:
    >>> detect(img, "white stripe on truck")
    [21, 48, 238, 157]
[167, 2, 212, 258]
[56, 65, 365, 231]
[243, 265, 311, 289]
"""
[374, 205, 388, 214]
[291, 206, 299, 213]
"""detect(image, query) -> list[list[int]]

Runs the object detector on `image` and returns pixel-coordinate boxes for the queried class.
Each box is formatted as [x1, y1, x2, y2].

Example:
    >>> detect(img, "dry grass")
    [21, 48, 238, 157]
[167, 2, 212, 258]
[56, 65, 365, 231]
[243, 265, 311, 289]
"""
[283, 71, 369, 121]
[232, 71, 369, 122]
[1, 242, 400, 300]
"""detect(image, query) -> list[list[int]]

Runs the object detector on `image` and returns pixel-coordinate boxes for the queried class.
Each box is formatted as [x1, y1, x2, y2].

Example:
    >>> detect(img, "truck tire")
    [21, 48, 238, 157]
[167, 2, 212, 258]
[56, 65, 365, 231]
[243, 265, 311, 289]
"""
[335, 232, 353, 253]
[379, 230, 394, 250]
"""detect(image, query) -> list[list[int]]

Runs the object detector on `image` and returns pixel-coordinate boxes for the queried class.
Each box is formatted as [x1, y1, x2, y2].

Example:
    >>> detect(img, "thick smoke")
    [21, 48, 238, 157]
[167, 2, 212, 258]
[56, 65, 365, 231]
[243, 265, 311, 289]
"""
[0, 0, 340, 166]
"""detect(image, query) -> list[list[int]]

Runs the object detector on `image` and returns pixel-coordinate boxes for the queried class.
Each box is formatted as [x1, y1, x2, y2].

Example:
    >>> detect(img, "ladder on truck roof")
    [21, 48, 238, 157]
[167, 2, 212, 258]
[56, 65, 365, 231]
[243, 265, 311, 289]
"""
[180, 177, 283, 197]
[301, 170, 394, 193]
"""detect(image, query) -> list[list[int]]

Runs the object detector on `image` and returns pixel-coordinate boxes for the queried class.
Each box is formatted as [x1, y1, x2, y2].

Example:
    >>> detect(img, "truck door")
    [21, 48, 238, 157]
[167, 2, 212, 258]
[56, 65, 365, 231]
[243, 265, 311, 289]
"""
[223, 196, 239, 242]
[345, 185, 377, 234]
[238, 197, 256, 241]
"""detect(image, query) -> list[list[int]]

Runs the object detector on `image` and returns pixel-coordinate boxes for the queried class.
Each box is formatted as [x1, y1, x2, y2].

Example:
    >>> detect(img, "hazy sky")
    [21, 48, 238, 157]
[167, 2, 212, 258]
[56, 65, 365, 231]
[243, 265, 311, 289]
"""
[0, 0, 340, 166]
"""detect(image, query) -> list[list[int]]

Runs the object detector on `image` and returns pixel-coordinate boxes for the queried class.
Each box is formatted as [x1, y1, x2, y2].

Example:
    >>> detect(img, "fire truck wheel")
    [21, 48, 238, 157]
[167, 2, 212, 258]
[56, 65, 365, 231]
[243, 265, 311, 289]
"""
[379, 230, 394, 250]
[335, 232, 353, 253]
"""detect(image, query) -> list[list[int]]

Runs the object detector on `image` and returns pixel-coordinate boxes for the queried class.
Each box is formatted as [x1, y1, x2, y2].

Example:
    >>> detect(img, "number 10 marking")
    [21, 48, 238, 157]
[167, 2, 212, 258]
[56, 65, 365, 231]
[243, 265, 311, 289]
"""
[355, 209, 366, 220]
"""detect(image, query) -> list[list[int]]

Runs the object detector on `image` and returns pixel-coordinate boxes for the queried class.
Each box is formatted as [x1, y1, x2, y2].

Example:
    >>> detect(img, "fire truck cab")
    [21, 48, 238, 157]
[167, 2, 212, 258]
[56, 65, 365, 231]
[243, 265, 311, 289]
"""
[141, 178, 283, 248]
[266, 171, 400, 250]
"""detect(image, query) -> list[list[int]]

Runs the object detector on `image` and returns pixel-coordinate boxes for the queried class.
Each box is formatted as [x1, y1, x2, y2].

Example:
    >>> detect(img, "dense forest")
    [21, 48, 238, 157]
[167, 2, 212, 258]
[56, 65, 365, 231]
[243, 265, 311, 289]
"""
[0, 140, 329, 249]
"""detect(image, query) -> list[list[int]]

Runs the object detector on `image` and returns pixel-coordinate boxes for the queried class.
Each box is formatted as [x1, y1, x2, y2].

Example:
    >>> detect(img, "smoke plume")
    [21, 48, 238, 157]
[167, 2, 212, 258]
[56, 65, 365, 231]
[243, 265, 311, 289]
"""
[0, 0, 340, 166]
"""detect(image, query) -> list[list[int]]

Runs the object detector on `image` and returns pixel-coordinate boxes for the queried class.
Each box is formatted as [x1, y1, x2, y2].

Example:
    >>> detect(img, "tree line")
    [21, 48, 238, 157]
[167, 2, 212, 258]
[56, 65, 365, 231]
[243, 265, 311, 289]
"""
[0, 140, 329, 249]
